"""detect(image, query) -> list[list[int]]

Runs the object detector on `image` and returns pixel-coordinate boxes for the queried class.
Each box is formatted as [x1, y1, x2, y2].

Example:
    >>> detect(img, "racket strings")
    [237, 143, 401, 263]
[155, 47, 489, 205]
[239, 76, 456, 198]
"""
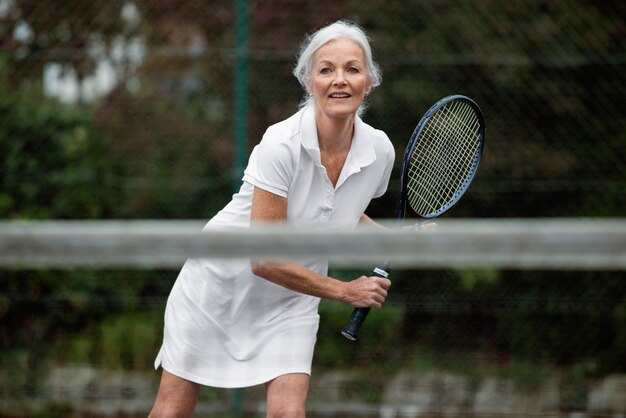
[410, 107, 479, 213]
[407, 101, 481, 216]
[424, 103, 480, 184]
[410, 113, 479, 213]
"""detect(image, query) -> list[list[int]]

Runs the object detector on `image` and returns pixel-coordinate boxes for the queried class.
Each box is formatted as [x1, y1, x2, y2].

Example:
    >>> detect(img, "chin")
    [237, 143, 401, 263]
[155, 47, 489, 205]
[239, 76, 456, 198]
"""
[326, 105, 361, 118]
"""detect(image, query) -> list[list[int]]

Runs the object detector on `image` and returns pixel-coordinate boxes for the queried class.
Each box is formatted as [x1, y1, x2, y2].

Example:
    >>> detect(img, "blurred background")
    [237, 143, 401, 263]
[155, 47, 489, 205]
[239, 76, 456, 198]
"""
[1, 1, 625, 417]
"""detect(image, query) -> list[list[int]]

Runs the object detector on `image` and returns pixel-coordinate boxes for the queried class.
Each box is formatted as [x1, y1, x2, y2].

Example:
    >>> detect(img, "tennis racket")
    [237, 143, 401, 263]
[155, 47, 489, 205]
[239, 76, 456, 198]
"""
[341, 94, 486, 341]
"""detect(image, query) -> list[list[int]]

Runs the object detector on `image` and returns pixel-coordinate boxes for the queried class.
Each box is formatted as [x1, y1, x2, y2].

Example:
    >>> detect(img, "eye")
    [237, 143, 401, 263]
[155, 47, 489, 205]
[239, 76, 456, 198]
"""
[348, 67, 360, 73]
[320, 67, 332, 75]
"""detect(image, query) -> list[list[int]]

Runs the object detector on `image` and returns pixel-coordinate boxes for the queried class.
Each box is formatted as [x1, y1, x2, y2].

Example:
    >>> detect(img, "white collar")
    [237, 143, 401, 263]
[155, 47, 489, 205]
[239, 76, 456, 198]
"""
[300, 105, 376, 171]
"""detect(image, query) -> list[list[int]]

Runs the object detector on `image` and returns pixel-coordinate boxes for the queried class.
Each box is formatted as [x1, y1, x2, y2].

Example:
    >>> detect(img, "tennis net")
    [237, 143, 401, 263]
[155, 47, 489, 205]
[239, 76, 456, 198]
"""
[1, 218, 625, 418]
[1, 218, 625, 270]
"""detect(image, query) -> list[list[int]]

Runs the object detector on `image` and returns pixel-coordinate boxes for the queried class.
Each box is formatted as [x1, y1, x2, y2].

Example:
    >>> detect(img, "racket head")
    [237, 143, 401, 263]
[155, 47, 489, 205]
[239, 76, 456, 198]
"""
[398, 95, 485, 219]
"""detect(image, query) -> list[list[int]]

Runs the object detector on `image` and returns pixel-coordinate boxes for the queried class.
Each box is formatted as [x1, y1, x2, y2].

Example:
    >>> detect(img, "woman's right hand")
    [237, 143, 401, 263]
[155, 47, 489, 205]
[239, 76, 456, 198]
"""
[343, 275, 391, 308]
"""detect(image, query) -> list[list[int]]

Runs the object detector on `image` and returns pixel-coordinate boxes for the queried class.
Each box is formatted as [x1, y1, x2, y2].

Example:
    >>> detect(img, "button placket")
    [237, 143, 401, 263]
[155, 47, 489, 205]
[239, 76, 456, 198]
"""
[319, 168, 334, 225]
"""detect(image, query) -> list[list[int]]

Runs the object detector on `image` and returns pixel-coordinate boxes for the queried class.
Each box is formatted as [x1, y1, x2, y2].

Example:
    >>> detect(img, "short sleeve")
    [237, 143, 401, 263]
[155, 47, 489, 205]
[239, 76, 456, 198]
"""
[373, 135, 396, 198]
[242, 132, 295, 198]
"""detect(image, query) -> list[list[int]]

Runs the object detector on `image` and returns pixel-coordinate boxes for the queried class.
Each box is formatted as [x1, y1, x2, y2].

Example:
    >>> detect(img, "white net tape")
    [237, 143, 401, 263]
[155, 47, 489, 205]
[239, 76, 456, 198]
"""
[1, 219, 625, 270]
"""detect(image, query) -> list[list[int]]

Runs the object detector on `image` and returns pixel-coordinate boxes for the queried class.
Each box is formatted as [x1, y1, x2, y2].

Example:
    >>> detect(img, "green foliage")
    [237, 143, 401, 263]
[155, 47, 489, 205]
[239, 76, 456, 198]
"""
[314, 298, 405, 369]
[32, 403, 74, 418]
[456, 268, 501, 291]
[493, 358, 552, 391]
[65, 310, 163, 370]
[0, 268, 173, 371]
[490, 271, 625, 371]
[559, 362, 593, 410]
[0, 92, 123, 219]
[407, 347, 555, 395]
[394, 269, 626, 374]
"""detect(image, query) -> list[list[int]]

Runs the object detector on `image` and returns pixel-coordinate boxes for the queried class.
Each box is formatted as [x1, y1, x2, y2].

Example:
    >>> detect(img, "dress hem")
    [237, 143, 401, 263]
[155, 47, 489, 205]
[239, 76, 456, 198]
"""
[157, 360, 312, 389]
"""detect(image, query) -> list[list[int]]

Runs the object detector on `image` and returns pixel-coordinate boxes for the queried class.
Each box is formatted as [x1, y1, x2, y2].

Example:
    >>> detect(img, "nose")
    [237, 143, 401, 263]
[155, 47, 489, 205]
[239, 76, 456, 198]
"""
[333, 70, 347, 85]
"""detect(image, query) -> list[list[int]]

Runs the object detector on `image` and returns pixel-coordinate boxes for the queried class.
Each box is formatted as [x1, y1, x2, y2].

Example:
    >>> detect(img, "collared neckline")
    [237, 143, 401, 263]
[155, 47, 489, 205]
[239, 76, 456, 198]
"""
[300, 105, 377, 173]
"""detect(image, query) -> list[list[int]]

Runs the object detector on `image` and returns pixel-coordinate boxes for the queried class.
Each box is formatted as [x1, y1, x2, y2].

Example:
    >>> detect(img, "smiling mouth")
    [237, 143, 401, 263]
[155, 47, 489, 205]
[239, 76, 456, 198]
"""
[329, 93, 351, 99]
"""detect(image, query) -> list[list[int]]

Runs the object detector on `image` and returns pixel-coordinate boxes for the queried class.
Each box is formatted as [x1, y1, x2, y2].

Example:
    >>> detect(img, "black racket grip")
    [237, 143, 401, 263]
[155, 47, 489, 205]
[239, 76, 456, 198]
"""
[341, 263, 390, 341]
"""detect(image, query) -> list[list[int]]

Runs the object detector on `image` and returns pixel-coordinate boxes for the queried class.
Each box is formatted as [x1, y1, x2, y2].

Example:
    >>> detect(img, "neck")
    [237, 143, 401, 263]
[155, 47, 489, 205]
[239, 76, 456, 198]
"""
[315, 109, 356, 153]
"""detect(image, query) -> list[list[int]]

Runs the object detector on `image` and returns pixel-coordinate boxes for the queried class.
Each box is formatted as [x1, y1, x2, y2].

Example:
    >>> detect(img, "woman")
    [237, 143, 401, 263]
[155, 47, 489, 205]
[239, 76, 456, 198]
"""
[149, 20, 394, 418]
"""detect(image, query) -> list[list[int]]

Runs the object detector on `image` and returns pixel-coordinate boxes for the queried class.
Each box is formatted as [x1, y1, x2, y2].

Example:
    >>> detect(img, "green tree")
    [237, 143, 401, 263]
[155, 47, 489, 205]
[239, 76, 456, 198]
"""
[0, 90, 122, 219]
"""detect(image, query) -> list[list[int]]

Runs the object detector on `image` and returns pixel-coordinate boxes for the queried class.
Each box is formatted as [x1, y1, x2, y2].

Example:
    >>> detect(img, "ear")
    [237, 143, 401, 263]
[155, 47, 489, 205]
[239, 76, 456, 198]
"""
[365, 75, 373, 95]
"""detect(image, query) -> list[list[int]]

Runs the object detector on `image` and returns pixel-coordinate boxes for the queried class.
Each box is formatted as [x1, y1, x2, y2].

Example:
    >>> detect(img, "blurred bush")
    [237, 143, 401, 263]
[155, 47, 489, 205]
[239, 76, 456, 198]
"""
[0, 91, 124, 219]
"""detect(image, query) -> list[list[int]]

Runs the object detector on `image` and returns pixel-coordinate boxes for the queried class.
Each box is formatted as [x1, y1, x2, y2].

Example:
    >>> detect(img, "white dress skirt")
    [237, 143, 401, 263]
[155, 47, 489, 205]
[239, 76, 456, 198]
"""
[154, 256, 324, 388]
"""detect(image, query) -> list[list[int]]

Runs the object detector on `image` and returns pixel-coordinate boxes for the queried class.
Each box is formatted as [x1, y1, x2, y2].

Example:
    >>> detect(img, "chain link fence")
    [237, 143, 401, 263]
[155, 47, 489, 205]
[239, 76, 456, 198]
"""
[2, 0, 624, 219]
[1, 1, 626, 416]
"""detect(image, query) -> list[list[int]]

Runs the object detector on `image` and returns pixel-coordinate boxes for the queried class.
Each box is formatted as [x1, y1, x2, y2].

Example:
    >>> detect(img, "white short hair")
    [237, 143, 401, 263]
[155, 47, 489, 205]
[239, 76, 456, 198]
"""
[293, 20, 382, 115]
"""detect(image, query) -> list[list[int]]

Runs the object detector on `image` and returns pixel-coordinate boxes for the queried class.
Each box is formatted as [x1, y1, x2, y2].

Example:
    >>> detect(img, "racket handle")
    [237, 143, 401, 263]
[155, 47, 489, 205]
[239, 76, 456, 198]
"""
[341, 263, 390, 341]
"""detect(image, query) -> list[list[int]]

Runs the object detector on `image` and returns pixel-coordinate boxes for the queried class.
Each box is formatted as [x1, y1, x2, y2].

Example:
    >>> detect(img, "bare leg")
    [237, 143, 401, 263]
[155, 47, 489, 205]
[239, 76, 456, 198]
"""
[149, 369, 200, 418]
[265, 373, 309, 418]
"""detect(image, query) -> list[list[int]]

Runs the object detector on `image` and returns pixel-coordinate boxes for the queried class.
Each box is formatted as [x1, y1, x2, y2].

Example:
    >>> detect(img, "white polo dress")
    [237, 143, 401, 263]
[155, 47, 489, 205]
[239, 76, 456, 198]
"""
[154, 104, 395, 388]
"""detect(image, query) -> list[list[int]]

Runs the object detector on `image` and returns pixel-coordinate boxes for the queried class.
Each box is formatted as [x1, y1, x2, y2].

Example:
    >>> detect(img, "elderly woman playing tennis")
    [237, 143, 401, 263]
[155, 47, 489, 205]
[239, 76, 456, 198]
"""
[149, 20, 394, 418]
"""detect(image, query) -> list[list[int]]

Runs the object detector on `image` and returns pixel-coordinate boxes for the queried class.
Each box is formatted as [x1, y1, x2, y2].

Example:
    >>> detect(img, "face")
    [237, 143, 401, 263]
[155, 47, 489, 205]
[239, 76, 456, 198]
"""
[307, 38, 372, 120]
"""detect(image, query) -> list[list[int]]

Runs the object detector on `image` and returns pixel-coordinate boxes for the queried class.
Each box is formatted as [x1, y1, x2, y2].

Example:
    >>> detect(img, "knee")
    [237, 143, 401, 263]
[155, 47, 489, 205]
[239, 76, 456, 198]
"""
[266, 405, 306, 418]
[149, 370, 199, 418]
[149, 405, 189, 418]
[148, 408, 167, 418]
[149, 394, 199, 418]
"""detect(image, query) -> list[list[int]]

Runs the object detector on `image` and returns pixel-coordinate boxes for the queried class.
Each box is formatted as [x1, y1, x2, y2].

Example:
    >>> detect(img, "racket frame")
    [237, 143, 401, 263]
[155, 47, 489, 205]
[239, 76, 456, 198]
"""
[398, 94, 485, 220]
[340, 94, 485, 341]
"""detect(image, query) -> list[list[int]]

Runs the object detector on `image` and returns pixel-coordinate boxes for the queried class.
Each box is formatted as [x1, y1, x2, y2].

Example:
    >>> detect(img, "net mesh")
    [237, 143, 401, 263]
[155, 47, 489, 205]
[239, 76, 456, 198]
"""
[407, 100, 483, 217]
[1, 219, 626, 417]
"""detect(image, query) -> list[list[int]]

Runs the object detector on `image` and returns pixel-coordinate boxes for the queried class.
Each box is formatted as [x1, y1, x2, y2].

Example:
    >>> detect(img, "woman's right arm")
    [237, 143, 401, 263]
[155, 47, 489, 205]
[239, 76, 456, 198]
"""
[249, 186, 391, 308]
